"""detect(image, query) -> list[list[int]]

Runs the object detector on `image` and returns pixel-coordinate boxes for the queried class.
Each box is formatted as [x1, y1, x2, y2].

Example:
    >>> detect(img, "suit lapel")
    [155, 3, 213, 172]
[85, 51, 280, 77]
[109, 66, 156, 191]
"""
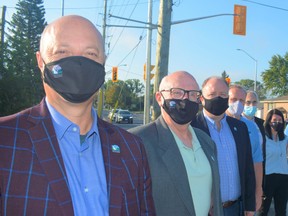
[156, 117, 195, 215]
[28, 100, 73, 215]
[193, 112, 211, 136]
[98, 119, 123, 215]
[226, 117, 244, 174]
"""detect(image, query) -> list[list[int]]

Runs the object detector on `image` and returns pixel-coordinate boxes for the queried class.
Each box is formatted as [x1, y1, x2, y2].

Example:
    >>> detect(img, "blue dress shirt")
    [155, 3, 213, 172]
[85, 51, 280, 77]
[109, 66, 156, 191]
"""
[46, 98, 108, 216]
[203, 112, 241, 202]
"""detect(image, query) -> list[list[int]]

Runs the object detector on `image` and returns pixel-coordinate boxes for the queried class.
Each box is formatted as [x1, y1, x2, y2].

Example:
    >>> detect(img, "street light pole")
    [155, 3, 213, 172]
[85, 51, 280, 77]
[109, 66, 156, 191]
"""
[61, 0, 64, 16]
[237, 48, 258, 91]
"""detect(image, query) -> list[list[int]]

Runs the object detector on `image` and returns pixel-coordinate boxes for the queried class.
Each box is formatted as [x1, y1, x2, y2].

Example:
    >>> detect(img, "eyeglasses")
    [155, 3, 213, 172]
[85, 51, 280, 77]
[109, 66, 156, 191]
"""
[160, 88, 201, 102]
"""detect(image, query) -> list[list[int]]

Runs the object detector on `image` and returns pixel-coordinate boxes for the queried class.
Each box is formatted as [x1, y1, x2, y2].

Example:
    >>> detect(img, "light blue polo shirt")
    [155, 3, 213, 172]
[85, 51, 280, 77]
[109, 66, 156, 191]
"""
[240, 116, 263, 163]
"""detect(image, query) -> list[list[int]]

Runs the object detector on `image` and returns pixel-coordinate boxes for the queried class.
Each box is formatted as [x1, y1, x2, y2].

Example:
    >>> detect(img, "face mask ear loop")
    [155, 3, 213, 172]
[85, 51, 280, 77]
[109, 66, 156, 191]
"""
[159, 91, 166, 108]
[40, 57, 47, 80]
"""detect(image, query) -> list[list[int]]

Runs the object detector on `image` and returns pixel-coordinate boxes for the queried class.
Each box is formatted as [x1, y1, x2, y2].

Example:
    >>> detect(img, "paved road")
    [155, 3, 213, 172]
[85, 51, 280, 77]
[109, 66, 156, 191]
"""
[102, 110, 144, 130]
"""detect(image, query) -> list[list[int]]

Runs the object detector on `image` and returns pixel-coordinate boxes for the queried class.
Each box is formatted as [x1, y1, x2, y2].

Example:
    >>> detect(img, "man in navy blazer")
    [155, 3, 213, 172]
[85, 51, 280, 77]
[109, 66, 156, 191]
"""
[0, 15, 155, 215]
[191, 76, 256, 215]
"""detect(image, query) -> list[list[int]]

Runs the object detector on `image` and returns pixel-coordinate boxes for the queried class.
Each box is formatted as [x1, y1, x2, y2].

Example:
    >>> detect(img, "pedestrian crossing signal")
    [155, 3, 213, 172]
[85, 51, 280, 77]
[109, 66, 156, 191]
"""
[112, 67, 118, 82]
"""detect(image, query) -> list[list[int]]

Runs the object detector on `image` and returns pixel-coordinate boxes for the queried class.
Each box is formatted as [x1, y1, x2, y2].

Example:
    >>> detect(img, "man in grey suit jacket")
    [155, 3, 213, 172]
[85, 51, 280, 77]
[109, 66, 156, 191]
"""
[129, 71, 223, 216]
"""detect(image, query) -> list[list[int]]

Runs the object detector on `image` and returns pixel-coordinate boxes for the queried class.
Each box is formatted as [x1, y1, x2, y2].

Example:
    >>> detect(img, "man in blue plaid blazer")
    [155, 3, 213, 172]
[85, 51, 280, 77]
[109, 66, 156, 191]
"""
[0, 15, 155, 216]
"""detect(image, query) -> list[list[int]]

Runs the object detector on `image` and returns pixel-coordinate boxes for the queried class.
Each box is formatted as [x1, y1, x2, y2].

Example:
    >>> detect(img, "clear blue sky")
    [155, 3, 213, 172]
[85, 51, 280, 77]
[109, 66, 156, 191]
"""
[1, 0, 288, 86]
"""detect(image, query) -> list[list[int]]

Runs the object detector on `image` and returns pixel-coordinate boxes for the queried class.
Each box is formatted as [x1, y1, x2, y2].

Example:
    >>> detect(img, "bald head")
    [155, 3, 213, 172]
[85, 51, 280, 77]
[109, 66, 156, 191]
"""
[159, 71, 199, 91]
[38, 15, 105, 64]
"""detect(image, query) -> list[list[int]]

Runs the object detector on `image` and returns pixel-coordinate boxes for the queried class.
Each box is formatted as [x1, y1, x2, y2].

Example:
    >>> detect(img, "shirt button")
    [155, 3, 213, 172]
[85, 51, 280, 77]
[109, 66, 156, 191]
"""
[84, 187, 89, 193]
[73, 127, 77, 132]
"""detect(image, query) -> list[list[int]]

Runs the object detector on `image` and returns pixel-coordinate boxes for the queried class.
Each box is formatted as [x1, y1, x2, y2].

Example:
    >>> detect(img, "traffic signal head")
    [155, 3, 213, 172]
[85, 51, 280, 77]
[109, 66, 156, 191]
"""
[233, 5, 247, 36]
[112, 66, 118, 82]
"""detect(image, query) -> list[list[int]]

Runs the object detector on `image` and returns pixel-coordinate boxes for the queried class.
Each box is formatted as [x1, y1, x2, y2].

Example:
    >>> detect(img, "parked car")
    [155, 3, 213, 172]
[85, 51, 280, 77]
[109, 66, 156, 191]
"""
[108, 109, 119, 121]
[115, 110, 133, 124]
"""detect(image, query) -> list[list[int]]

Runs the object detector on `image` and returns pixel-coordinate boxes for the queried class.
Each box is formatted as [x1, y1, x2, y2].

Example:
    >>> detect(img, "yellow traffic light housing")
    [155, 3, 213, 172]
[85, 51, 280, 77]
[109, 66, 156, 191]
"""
[143, 64, 155, 81]
[112, 66, 118, 82]
[233, 5, 247, 36]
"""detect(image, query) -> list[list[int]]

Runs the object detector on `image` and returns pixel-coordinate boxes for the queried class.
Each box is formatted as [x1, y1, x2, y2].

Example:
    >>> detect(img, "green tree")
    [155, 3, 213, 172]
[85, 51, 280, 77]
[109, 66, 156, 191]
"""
[221, 70, 229, 79]
[0, 0, 46, 115]
[262, 53, 288, 97]
[234, 79, 266, 100]
[104, 79, 145, 111]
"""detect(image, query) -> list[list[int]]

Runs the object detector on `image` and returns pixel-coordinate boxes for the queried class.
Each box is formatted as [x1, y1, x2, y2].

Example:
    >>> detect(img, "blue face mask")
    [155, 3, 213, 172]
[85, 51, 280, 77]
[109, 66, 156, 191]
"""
[243, 106, 257, 117]
[228, 100, 244, 117]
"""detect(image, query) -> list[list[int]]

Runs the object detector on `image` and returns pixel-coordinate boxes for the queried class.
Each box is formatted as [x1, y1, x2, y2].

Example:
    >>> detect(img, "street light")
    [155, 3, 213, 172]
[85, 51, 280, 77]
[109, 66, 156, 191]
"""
[237, 48, 258, 91]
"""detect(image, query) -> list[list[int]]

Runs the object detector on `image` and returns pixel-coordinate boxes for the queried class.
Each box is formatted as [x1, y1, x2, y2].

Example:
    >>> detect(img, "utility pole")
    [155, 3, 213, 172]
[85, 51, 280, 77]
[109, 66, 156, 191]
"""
[151, 4, 239, 120]
[152, 0, 172, 120]
[1, 6, 7, 75]
[97, 0, 107, 118]
[144, 0, 153, 124]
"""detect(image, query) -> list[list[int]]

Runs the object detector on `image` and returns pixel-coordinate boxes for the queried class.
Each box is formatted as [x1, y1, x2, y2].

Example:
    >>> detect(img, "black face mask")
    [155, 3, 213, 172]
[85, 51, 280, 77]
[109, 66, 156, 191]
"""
[43, 56, 105, 103]
[203, 96, 229, 116]
[162, 98, 199, 125]
[270, 122, 284, 132]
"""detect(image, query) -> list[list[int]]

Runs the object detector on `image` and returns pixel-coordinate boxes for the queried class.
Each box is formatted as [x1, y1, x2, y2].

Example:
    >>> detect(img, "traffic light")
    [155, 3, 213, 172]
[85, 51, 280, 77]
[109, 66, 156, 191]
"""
[112, 66, 118, 82]
[233, 4, 247, 36]
[143, 64, 155, 81]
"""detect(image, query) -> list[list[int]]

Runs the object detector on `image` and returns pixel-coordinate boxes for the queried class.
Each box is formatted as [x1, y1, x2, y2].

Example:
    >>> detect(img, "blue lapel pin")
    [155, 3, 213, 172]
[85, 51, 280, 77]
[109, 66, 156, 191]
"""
[234, 127, 237, 131]
[112, 144, 120, 153]
[211, 156, 215, 161]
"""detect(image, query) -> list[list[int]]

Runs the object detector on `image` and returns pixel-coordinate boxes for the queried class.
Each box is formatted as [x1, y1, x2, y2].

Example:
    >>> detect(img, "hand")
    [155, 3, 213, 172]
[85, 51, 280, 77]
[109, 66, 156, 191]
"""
[255, 189, 263, 211]
[245, 211, 254, 216]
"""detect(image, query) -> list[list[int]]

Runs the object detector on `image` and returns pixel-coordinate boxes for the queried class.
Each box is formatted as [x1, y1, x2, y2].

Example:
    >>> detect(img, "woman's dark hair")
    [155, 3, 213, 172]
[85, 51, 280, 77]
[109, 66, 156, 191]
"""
[264, 108, 285, 140]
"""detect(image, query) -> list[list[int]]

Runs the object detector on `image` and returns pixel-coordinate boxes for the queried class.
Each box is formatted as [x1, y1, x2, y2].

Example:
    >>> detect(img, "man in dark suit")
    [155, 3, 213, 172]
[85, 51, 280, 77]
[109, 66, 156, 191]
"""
[129, 71, 223, 216]
[0, 15, 155, 215]
[191, 76, 256, 216]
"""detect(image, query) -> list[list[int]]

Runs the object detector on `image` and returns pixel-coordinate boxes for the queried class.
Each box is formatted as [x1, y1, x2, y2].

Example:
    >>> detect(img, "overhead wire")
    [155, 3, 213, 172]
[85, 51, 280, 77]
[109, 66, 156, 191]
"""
[106, 0, 142, 59]
[242, 0, 288, 12]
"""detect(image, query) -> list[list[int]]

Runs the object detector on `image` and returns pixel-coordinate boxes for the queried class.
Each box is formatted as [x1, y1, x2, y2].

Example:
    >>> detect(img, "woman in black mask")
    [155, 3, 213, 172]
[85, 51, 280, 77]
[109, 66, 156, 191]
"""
[262, 108, 288, 216]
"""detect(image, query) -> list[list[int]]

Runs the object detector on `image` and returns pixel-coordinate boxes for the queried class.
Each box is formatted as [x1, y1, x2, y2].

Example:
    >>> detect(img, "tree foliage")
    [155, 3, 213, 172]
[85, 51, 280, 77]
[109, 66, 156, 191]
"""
[234, 79, 266, 100]
[0, 0, 46, 116]
[104, 79, 145, 111]
[262, 52, 288, 97]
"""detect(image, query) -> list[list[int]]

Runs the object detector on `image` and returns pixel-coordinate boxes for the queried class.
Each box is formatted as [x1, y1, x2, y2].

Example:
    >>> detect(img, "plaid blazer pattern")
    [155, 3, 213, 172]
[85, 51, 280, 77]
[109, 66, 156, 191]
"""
[0, 99, 155, 216]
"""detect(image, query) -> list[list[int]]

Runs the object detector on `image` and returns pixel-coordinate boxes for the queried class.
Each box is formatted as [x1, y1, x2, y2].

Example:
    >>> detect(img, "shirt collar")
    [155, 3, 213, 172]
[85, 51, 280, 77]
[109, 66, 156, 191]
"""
[203, 111, 227, 128]
[45, 97, 98, 140]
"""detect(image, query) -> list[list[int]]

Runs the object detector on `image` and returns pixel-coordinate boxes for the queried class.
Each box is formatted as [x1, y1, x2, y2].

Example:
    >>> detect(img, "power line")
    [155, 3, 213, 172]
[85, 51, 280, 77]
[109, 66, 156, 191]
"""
[106, 0, 142, 59]
[242, 0, 288, 12]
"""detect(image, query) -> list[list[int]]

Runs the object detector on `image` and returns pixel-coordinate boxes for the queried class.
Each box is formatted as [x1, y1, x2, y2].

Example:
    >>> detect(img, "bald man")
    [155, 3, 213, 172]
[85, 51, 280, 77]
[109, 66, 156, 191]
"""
[0, 15, 155, 215]
[129, 71, 223, 216]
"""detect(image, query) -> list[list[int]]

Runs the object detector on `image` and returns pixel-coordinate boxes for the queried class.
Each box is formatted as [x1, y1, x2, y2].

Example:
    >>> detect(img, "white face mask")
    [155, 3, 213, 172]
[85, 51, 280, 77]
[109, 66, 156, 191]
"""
[228, 100, 244, 117]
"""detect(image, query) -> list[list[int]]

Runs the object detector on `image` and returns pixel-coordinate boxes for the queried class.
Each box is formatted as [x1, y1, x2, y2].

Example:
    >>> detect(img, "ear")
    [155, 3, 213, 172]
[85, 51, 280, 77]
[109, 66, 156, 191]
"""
[36, 51, 45, 79]
[36, 51, 44, 70]
[155, 91, 163, 107]
[199, 95, 205, 106]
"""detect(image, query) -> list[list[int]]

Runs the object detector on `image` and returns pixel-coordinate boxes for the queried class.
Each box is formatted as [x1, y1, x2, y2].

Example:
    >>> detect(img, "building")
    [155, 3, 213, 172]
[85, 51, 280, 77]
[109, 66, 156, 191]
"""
[261, 95, 288, 121]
